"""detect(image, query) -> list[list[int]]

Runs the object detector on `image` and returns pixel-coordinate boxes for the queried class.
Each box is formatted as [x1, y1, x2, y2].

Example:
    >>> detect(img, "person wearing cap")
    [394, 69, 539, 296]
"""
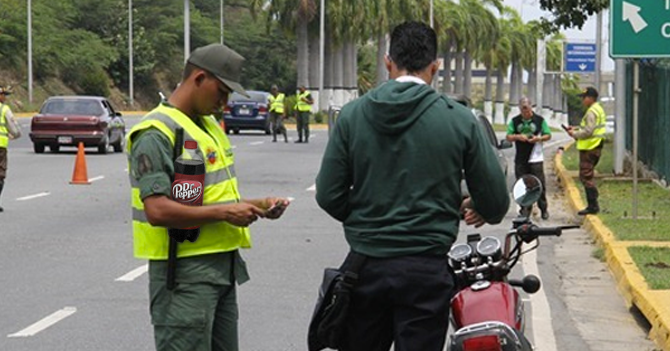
[268, 85, 288, 143]
[566, 86, 606, 215]
[294, 85, 314, 143]
[126, 44, 291, 351]
[506, 97, 552, 220]
[0, 86, 22, 213]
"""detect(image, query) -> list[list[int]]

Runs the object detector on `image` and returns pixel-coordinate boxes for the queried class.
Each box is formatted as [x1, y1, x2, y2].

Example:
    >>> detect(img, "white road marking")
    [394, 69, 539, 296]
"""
[249, 141, 264, 146]
[7, 307, 77, 337]
[115, 265, 148, 282]
[89, 176, 105, 182]
[306, 184, 316, 191]
[16, 192, 50, 201]
[522, 244, 557, 351]
[232, 145, 238, 149]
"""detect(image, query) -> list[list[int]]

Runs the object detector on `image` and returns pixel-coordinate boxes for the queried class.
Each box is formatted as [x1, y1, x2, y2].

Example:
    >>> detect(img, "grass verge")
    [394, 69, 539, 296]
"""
[594, 181, 670, 241]
[628, 246, 670, 290]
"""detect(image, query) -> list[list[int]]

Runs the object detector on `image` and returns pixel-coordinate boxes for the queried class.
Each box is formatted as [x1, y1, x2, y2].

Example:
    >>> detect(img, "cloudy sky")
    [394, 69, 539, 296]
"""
[503, 0, 615, 71]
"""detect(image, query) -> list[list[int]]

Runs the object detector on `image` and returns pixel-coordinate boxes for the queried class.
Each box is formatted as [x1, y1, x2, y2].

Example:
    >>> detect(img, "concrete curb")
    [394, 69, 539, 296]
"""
[554, 142, 670, 351]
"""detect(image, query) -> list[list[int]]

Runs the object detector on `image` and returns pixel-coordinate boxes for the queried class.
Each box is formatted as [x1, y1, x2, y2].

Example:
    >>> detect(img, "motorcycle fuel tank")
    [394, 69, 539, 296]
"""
[451, 281, 522, 331]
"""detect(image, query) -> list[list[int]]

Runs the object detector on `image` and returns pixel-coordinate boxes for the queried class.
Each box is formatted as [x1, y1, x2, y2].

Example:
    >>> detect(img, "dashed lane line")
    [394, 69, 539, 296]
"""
[89, 175, 105, 182]
[306, 184, 316, 191]
[16, 192, 50, 201]
[115, 265, 148, 282]
[7, 307, 77, 338]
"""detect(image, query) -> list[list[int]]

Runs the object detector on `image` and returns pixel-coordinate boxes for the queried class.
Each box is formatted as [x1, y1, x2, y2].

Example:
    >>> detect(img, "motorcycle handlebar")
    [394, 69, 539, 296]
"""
[517, 224, 563, 237]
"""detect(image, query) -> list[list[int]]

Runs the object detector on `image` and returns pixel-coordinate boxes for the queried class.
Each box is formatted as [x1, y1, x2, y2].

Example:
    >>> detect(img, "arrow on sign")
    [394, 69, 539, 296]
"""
[622, 1, 648, 33]
[579, 64, 588, 71]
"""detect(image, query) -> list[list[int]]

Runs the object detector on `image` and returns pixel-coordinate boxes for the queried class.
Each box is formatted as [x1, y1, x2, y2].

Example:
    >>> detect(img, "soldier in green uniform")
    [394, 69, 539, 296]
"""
[294, 85, 313, 143]
[127, 44, 290, 351]
[566, 87, 606, 215]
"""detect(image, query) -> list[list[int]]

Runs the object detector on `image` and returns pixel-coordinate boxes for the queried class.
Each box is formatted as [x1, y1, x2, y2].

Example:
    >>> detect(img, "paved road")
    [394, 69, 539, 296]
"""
[0, 115, 655, 350]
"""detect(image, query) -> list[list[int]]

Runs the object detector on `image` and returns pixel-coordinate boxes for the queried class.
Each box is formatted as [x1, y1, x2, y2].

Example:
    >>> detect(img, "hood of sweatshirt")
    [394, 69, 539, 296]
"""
[363, 80, 443, 135]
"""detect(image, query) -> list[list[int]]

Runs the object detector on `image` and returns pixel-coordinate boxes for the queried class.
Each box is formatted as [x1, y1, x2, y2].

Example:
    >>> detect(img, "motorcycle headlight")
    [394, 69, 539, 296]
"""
[448, 243, 473, 267]
[476, 236, 502, 261]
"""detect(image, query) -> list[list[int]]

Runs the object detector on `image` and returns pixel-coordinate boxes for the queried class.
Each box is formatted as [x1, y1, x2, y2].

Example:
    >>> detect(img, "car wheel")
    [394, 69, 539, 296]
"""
[33, 143, 45, 154]
[225, 127, 230, 134]
[112, 133, 125, 153]
[265, 126, 272, 135]
[98, 135, 109, 154]
[50, 144, 60, 153]
[233, 128, 240, 135]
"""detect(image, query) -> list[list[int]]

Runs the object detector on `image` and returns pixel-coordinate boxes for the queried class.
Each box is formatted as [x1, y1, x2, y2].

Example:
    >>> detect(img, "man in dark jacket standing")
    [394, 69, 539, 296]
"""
[506, 97, 552, 219]
[315, 21, 509, 351]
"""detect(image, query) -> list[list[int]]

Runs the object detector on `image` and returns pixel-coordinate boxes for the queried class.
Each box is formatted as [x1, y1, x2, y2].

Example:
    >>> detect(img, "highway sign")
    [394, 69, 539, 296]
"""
[610, 0, 670, 58]
[565, 43, 597, 73]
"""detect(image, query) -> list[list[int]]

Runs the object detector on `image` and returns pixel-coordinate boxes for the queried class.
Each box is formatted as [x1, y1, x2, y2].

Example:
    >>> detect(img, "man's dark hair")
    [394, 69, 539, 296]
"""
[389, 21, 437, 73]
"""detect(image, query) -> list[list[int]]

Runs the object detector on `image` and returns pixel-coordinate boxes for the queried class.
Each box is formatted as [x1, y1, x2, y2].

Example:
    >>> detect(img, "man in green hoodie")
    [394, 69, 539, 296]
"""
[315, 21, 510, 351]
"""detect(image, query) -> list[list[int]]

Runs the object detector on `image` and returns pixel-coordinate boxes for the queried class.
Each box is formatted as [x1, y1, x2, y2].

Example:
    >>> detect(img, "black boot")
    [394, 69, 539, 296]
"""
[578, 187, 600, 215]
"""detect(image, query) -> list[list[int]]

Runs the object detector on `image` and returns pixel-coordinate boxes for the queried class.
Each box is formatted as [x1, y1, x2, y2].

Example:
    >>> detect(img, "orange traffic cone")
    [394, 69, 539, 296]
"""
[70, 142, 91, 185]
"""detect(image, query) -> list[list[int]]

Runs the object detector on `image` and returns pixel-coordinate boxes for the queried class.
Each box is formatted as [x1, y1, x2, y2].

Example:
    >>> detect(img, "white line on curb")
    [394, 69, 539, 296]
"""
[523, 244, 557, 351]
[115, 265, 148, 282]
[7, 307, 77, 337]
[16, 192, 50, 201]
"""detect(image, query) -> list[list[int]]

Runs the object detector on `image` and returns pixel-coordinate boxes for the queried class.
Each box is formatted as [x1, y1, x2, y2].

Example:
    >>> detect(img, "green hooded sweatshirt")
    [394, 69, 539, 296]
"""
[316, 80, 509, 258]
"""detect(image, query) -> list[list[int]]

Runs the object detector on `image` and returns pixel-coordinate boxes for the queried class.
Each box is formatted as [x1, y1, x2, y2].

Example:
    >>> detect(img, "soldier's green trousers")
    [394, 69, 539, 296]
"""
[148, 251, 249, 351]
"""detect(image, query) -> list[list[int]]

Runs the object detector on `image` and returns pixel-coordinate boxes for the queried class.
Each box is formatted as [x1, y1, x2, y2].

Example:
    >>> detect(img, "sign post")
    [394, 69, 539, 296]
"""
[609, 0, 670, 219]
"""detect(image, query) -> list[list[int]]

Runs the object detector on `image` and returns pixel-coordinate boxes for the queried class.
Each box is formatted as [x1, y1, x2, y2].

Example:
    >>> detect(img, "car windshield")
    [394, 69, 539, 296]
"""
[230, 92, 267, 103]
[41, 99, 104, 116]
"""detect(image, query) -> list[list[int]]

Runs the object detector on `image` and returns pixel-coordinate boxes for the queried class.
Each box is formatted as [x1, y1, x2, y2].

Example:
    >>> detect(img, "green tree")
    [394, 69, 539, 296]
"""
[538, 0, 608, 31]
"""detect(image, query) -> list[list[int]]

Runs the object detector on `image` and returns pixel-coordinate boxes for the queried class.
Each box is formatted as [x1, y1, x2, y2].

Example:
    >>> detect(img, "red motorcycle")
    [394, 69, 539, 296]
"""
[448, 176, 578, 351]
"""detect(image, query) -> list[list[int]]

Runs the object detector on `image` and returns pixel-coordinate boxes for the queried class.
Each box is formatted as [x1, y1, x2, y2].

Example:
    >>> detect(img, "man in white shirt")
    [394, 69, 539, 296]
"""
[506, 97, 552, 219]
[0, 86, 22, 212]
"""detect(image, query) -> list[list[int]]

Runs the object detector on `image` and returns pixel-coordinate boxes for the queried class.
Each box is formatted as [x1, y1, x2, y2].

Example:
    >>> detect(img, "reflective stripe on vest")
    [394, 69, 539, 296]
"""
[126, 104, 251, 260]
[577, 102, 607, 151]
[269, 93, 285, 114]
[0, 104, 8, 148]
[295, 92, 312, 112]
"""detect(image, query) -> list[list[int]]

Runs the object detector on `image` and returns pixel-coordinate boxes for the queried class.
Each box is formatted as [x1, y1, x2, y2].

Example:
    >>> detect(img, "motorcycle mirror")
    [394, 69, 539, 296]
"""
[521, 275, 541, 294]
[512, 175, 543, 207]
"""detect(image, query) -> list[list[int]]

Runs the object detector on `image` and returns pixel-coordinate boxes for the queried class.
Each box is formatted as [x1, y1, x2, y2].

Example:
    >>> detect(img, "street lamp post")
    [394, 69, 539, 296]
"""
[184, 0, 190, 62]
[430, 0, 434, 28]
[129, 0, 134, 106]
[318, 0, 324, 112]
[27, 0, 33, 104]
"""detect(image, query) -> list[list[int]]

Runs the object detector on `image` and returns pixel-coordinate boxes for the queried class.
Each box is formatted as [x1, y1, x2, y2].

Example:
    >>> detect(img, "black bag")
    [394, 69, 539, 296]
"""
[308, 252, 366, 351]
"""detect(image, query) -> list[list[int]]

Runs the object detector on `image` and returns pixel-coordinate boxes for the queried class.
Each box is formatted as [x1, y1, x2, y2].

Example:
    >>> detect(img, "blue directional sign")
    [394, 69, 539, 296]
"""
[565, 43, 597, 73]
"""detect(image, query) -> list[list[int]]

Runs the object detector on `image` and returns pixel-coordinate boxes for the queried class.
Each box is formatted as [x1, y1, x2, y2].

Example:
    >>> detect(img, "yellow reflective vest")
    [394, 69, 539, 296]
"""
[295, 91, 312, 112]
[269, 93, 285, 114]
[576, 102, 606, 151]
[126, 104, 251, 260]
[0, 104, 9, 148]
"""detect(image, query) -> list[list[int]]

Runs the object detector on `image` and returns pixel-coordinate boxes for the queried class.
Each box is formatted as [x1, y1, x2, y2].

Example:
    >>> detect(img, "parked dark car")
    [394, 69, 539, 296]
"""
[222, 90, 271, 134]
[446, 94, 512, 197]
[29, 96, 125, 154]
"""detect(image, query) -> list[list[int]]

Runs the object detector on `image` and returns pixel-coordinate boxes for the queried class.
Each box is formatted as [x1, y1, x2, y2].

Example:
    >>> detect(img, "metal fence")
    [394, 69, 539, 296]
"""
[625, 61, 670, 182]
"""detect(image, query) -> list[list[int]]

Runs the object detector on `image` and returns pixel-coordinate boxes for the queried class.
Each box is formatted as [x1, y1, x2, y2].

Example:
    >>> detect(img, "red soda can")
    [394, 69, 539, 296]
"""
[170, 140, 205, 243]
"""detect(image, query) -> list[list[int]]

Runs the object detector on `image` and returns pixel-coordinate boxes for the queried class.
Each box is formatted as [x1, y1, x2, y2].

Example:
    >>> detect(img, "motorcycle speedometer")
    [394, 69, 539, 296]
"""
[476, 236, 502, 260]
[448, 243, 473, 265]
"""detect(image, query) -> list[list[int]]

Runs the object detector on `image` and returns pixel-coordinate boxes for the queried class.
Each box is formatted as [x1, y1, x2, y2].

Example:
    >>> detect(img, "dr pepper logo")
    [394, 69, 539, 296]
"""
[172, 180, 203, 203]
